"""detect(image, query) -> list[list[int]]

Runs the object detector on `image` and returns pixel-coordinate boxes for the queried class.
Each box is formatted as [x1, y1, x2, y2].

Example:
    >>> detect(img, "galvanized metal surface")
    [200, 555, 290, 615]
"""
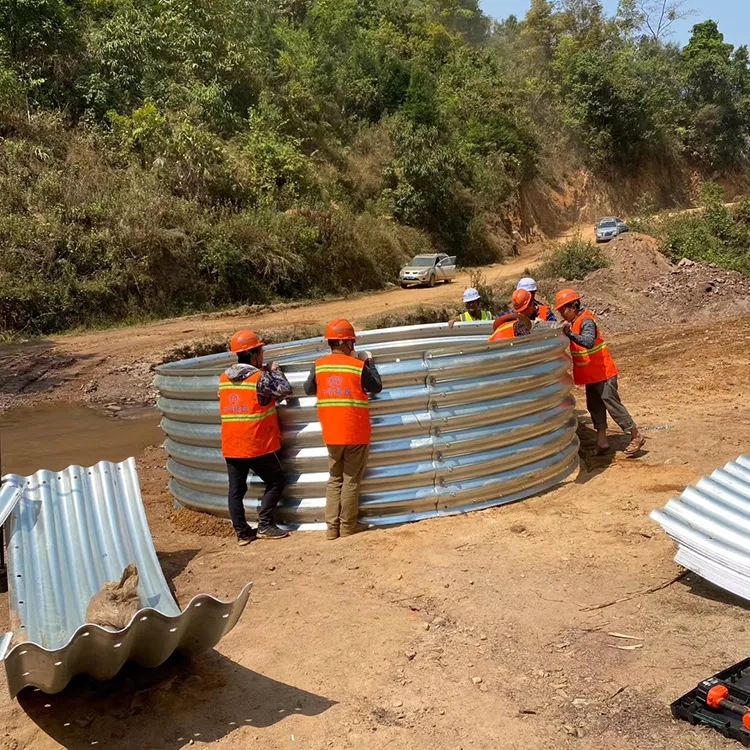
[651, 454, 750, 601]
[155, 322, 579, 527]
[0, 481, 23, 528]
[2, 458, 251, 697]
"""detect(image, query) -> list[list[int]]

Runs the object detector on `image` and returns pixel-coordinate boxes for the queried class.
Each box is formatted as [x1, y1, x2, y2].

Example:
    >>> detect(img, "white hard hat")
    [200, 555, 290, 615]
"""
[516, 277, 538, 293]
[462, 287, 481, 303]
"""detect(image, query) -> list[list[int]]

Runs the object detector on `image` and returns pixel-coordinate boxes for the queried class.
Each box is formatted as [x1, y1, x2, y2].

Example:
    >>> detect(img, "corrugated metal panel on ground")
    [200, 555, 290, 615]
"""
[1, 458, 251, 697]
[651, 454, 750, 601]
[154, 322, 580, 527]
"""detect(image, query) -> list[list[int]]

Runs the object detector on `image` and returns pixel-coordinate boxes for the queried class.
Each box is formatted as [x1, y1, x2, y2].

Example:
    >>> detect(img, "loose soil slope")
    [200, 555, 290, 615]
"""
[573, 233, 750, 333]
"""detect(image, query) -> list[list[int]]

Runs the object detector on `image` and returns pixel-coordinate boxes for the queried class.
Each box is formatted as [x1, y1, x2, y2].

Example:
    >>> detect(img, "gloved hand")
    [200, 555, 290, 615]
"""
[358, 350, 373, 362]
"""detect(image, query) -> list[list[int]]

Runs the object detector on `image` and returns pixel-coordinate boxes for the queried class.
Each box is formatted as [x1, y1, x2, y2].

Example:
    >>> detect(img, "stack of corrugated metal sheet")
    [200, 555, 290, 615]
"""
[651, 455, 750, 601]
[0, 458, 251, 697]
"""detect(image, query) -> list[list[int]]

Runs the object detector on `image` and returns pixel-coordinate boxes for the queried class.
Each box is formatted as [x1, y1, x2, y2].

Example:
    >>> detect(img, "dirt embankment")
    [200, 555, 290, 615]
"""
[569, 233, 750, 333]
[3, 227, 750, 415]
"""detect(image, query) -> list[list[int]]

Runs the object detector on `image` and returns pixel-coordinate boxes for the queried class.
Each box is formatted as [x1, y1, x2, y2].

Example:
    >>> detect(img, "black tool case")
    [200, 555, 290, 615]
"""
[672, 658, 750, 746]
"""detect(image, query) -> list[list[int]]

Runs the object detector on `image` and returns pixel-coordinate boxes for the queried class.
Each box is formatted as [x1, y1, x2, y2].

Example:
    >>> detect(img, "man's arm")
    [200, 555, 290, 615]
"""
[303, 364, 317, 396]
[545, 307, 557, 322]
[361, 360, 383, 394]
[256, 365, 293, 406]
[564, 317, 597, 349]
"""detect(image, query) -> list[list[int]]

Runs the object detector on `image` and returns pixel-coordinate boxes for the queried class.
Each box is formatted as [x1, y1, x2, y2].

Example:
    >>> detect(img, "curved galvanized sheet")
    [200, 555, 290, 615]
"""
[0, 459, 251, 696]
[651, 454, 750, 602]
[154, 322, 580, 527]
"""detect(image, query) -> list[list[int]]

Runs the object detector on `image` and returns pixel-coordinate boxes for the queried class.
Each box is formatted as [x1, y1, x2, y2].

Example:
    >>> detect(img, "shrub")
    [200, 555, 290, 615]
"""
[646, 185, 750, 275]
[469, 269, 496, 312]
[534, 238, 610, 281]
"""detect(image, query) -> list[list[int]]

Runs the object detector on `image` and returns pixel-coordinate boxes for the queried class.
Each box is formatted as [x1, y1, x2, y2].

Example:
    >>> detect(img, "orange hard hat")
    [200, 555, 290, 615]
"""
[230, 329, 264, 353]
[511, 288, 534, 315]
[554, 288, 581, 311]
[324, 319, 356, 341]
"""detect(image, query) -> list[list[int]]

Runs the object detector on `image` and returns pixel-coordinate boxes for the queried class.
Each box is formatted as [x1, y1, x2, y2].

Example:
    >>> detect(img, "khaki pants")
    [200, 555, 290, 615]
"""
[325, 445, 369, 533]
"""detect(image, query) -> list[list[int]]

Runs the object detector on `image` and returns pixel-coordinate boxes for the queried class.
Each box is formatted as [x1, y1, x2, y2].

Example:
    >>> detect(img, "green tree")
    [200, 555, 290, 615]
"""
[681, 20, 750, 168]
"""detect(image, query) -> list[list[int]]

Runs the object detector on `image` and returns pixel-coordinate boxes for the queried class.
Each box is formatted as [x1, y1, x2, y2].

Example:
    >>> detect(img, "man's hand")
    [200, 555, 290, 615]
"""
[561, 322, 571, 335]
[357, 350, 373, 362]
[448, 319, 456, 328]
[268, 361, 280, 371]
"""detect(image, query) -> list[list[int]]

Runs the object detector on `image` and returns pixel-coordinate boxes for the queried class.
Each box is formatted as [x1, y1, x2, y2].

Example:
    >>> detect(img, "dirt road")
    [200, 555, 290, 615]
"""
[2, 317, 750, 749]
[0, 248, 540, 413]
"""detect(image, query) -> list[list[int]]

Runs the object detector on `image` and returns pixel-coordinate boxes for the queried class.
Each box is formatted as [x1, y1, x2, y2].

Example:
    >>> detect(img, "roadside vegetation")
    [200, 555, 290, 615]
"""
[632, 184, 750, 275]
[1, 0, 750, 335]
[534, 238, 610, 281]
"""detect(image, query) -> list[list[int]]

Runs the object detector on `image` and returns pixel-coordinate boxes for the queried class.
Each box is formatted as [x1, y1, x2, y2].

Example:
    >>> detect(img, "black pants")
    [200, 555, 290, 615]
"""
[226, 452, 286, 534]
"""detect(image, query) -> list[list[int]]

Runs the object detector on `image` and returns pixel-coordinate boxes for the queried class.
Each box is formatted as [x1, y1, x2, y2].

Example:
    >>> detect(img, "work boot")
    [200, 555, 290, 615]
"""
[237, 527, 257, 546]
[340, 522, 369, 538]
[257, 525, 289, 540]
[326, 526, 340, 541]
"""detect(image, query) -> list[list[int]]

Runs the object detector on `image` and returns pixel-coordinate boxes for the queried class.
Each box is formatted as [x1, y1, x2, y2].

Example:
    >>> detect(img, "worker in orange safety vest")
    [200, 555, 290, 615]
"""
[219, 329, 293, 545]
[555, 289, 645, 458]
[516, 277, 556, 322]
[304, 319, 383, 539]
[488, 313, 532, 341]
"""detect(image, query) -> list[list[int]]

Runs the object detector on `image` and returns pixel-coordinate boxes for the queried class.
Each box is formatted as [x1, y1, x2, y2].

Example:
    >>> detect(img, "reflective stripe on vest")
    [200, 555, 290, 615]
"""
[219, 371, 282, 459]
[488, 322, 516, 341]
[569, 311, 619, 386]
[315, 353, 371, 445]
[460, 310, 493, 322]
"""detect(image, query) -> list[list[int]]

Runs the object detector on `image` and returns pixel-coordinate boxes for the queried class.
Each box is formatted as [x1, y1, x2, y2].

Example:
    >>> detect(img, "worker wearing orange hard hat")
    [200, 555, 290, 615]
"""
[219, 329, 294, 546]
[304, 320, 383, 539]
[555, 289, 645, 458]
[515, 279, 556, 322]
[489, 313, 532, 341]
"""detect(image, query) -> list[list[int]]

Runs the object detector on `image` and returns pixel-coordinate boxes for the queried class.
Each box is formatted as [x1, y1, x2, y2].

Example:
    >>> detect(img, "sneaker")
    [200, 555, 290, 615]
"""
[340, 522, 369, 537]
[257, 525, 289, 540]
[237, 530, 255, 546]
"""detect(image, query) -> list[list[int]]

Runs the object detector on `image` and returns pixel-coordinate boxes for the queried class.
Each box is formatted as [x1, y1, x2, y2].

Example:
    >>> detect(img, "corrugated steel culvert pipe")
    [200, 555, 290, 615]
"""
[154, 322, 580, 528]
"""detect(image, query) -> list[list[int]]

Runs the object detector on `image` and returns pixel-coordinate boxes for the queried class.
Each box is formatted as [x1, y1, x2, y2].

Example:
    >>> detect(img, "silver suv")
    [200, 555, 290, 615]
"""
[595, 217, 629, 243]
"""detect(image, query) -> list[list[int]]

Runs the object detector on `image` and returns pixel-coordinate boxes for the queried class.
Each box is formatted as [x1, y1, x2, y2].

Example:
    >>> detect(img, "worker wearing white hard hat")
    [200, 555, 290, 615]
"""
[515, 277, 556, 322]
[448, 287, 494, 327]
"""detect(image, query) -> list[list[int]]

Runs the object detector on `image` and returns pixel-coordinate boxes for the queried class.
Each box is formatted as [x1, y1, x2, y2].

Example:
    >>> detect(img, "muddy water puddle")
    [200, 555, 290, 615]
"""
[0, 403, 162, 476]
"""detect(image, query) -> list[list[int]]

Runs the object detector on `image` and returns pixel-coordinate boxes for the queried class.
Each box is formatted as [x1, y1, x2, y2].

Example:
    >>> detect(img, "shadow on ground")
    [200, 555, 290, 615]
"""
[679, 574, 750, 613]
[575, 412, 648, 484]
[18, 650, 336, 749]
[157, 548, 201, 604]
